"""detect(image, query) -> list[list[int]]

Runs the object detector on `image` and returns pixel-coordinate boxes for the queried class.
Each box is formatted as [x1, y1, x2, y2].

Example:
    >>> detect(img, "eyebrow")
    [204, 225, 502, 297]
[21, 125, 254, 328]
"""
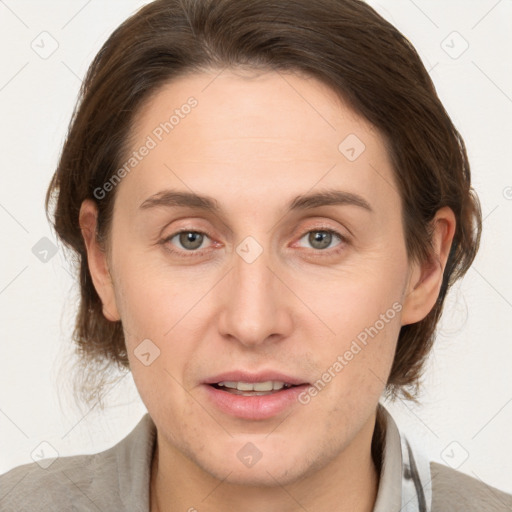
[139, 188, 373, 214]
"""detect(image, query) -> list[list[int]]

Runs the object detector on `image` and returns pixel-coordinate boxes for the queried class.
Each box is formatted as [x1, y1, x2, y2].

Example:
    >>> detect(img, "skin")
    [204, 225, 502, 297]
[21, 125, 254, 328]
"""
[80, 68, 455, 512]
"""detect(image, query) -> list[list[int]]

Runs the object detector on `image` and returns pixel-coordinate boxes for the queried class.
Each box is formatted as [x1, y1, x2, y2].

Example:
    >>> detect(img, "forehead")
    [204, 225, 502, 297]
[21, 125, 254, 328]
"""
[119, 69, 399, 215]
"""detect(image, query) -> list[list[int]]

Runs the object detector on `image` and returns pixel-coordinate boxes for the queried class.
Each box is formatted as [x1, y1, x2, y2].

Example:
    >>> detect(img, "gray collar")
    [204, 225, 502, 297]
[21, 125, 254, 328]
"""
[374, 404, 432, 512]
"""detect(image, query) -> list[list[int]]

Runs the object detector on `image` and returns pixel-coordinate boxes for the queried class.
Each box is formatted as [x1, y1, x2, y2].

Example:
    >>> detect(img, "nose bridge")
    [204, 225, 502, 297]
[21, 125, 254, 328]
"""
[217, 237, 291, 346]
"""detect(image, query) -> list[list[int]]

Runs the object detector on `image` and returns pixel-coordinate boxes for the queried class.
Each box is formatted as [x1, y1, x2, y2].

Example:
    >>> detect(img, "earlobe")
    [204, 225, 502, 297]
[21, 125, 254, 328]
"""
[400, 206, 456, 326]
[79, 199, 121, 322]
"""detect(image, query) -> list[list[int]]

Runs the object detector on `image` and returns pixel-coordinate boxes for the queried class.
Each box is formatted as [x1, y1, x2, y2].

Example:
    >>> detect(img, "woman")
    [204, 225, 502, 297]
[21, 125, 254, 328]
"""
[1, 0, 510, 510]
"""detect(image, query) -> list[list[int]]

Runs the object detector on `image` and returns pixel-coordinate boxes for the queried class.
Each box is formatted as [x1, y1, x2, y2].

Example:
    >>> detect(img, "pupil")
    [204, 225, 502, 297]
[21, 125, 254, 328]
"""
[180, 232, 203, 250]
[309, 231, 331, 250]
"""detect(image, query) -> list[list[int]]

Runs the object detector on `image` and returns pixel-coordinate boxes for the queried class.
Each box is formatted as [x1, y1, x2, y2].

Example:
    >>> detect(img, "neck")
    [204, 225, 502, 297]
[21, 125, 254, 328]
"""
[150, 409, 381, 512]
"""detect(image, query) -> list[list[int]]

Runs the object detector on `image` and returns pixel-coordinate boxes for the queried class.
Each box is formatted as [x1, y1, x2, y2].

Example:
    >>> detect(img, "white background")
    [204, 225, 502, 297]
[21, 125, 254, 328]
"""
[0, 0, 511, 497]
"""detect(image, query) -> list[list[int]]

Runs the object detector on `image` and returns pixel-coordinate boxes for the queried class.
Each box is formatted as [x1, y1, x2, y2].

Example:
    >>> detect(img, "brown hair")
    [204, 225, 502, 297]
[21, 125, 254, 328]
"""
[46, 0, 481, 407]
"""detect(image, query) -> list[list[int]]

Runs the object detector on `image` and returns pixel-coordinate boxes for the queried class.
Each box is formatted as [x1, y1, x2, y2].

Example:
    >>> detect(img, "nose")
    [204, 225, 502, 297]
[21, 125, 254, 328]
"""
[217, 245, 293, 348]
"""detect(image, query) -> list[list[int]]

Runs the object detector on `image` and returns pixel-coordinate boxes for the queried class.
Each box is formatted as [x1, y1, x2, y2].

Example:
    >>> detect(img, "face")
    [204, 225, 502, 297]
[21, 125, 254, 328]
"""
[84, 68, 424, 487]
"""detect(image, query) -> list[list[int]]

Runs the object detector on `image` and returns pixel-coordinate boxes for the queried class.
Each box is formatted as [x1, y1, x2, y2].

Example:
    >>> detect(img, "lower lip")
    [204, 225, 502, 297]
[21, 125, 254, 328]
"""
[202, 384, 310, 420]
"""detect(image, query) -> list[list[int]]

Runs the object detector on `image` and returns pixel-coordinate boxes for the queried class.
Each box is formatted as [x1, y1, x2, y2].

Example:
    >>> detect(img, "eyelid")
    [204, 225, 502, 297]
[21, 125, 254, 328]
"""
[298, 222, 349, 240]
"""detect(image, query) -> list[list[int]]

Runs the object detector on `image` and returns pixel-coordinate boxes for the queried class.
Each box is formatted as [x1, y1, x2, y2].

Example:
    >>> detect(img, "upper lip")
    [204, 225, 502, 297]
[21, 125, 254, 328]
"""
[203, 370, 309, 386]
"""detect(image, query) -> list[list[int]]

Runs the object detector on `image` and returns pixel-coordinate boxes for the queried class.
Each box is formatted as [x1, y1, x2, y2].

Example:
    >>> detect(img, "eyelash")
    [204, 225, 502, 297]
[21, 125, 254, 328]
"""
[160, 226, 348, 259]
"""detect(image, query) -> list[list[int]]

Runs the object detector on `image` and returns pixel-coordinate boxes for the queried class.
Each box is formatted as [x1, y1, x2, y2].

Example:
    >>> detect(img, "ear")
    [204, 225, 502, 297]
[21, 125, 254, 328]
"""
[401, 206, 456, 326]
[79, 199, 121, 322]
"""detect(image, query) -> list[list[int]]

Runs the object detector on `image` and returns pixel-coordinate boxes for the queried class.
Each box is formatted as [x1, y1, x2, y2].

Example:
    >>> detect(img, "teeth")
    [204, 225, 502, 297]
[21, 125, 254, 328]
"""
[217, 381, 290, 391]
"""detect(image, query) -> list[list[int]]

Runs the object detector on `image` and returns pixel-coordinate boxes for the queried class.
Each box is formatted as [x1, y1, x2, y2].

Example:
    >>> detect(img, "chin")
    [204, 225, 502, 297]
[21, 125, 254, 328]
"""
[189, 439, 316, 488]
[203, 458, 306, 488]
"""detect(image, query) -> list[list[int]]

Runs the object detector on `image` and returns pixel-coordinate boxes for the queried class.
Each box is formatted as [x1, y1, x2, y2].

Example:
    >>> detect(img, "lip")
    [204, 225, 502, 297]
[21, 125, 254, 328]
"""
[202, 382, 310, 420]
[201, 370, 311, 420]
[203, 370, 309, 386]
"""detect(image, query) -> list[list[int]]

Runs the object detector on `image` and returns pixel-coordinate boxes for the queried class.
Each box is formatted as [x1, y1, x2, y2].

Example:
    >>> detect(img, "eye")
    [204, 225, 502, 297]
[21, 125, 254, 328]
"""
[163, 230, 212, 254]
[296, 229, 346, 252]
[161, 227, 348, 259]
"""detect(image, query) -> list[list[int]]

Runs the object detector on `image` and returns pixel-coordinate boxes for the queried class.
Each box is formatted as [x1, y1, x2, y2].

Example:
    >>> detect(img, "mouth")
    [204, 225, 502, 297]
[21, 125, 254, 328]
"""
[203, 379, 311, 420]
[202, 371, 311, 419]
[209, 381, 301, 396]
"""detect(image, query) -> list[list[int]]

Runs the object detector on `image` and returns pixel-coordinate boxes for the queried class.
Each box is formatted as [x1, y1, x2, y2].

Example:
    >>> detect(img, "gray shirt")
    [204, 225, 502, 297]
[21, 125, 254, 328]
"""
[1, 404, 511, 511]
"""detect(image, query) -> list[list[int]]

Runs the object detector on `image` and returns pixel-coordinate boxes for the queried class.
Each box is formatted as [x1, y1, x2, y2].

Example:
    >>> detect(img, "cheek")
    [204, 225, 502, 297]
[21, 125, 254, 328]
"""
[108, 262, 191, 397]
[111, 250, 194, 338]
[303, 259, 406, 398]
[298, 290, 402, 440]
